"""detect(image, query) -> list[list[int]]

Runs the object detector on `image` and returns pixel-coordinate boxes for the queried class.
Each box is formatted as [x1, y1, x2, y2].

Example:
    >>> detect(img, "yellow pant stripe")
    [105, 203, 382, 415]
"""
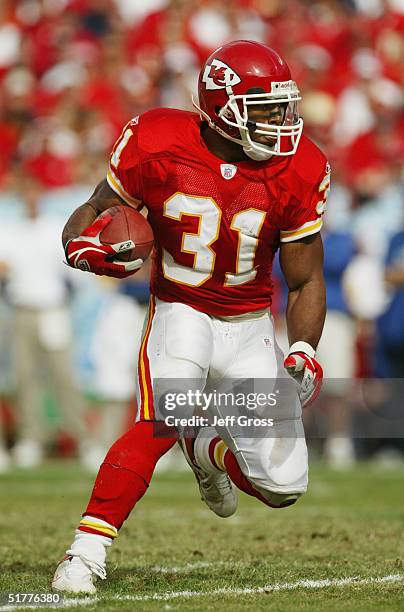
[138, 296, 156, 420]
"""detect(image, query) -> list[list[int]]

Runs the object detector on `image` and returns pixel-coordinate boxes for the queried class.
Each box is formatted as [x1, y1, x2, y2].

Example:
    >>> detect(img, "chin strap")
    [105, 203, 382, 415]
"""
[239, 118, 275, 160]
[242, 143, 273, 161]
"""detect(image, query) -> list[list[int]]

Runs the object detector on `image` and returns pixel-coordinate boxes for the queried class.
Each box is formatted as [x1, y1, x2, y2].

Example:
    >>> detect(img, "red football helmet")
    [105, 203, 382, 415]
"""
[194, 40, 303, 160]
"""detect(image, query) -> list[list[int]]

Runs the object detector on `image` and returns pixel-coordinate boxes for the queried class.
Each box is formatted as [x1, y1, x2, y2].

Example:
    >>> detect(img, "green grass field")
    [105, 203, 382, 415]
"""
[0, 461, 403, 611]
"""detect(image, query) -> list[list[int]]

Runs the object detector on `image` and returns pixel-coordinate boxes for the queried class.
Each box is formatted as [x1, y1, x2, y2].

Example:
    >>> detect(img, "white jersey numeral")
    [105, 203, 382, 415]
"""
[111, 128, 133, 169]
[162, 193, 266, 288]
[316, 171, 331, 215]
[162, 193, 221, 287]
[225, 209, 267, 286]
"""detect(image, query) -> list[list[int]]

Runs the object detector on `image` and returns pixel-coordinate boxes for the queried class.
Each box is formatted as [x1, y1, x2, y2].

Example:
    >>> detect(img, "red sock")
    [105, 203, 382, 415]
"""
[82, 421, 177, 531]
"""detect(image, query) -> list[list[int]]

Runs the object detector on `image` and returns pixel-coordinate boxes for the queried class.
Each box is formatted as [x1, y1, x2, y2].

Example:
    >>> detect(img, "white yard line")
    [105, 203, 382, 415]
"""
[149, 560, 227, 573]
[0, 573, 402, 610]
[117, 574, 404, 601]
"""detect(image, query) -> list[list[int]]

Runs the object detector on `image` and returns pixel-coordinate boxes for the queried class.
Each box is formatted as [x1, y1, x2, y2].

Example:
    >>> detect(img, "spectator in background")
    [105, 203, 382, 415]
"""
[351, 226, 404, 464]
[0, 291, 11, 472]
[316, 221, 357, 469]
[88, 277, 145, 452]
[377, 227, 404, 377]
[0, 177, 97, 469]
[0, 422, 9, 472]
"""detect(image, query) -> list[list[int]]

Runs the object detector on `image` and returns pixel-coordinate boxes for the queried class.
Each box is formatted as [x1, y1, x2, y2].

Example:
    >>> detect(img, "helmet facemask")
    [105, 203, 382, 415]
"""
[218, 82, 303, 160]
[194, 79, 303, 161]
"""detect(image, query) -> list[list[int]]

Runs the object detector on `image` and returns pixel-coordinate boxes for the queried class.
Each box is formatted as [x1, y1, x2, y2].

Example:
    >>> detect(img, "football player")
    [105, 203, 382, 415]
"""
[52, 41, 328, 593]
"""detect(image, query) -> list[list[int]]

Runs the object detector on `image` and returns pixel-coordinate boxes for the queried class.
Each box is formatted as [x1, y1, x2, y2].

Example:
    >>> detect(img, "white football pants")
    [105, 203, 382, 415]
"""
[136, 296, 308, 496]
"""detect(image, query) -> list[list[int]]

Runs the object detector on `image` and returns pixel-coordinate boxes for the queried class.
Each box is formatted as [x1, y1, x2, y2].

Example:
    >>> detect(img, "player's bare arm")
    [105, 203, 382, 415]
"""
[280, 232, 325, 406]
[62, 179, 134, 247]
[280, 232, 326, 348]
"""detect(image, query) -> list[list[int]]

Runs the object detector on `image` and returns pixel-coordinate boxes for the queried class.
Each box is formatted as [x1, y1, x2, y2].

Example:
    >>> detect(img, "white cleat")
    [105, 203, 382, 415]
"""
[52, 552, 106, 595]
[178, 437, 237, 518]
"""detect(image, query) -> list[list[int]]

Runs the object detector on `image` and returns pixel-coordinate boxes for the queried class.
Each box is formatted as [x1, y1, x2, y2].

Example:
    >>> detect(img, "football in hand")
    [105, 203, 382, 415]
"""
[98, 206, 154, 264]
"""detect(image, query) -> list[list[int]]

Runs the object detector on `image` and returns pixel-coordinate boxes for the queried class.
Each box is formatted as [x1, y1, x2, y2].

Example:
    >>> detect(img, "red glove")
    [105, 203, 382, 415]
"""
[284, 341, 323, 408]
[65, 213, 143, 279]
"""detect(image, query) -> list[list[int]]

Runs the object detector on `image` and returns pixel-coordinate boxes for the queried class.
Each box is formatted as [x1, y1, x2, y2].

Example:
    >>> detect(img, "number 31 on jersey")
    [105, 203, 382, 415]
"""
[162, 193, 266, 288]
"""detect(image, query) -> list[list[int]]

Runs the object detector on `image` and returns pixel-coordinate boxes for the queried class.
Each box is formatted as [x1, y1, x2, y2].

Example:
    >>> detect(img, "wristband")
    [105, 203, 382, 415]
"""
[288, 341, 316, 359]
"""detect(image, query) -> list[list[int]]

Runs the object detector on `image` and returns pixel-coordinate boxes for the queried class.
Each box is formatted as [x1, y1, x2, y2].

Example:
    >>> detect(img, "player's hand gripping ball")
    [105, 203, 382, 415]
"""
[65, 206, 154, 279]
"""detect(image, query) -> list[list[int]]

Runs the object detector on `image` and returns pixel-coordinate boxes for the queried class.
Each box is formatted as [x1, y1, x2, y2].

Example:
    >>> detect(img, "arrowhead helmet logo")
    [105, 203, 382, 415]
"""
[220, 164, 237, 180]
[202, 59, 241, 91]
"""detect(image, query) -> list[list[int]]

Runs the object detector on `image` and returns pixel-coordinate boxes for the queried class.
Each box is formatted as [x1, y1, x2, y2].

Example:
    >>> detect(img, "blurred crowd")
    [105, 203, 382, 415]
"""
[0, 0, 403, 471]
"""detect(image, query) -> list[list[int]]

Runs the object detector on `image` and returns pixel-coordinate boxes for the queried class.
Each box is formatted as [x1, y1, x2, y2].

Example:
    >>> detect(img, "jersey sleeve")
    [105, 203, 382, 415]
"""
[106, 116, 143, 208]
[279, 161, 330, 243]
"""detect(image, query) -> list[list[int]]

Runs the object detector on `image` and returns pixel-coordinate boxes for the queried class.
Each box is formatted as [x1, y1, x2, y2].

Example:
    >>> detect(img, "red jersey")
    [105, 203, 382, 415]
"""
[107, 109, 329, 316]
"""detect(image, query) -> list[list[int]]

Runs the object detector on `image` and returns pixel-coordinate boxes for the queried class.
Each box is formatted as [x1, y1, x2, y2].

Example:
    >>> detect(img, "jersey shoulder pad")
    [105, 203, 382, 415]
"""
[290, 134, 328, 187]
[138, 108, 201, 155]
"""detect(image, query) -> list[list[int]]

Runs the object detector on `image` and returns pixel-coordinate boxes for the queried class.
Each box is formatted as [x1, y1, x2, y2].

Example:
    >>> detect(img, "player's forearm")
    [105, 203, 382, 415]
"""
[62, 203, 99, 246]
[285, 277, 326, 349]
[62, 179, 125, 247]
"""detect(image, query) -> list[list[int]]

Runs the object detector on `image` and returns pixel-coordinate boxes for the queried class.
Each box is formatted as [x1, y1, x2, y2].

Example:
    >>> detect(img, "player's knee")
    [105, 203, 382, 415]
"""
[235, 445, 308, 508]
[257, 487, 304, 508]
[240, 467, 306, 508]
[248, 452, 308, 508]
[244, 467, 306, 508]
